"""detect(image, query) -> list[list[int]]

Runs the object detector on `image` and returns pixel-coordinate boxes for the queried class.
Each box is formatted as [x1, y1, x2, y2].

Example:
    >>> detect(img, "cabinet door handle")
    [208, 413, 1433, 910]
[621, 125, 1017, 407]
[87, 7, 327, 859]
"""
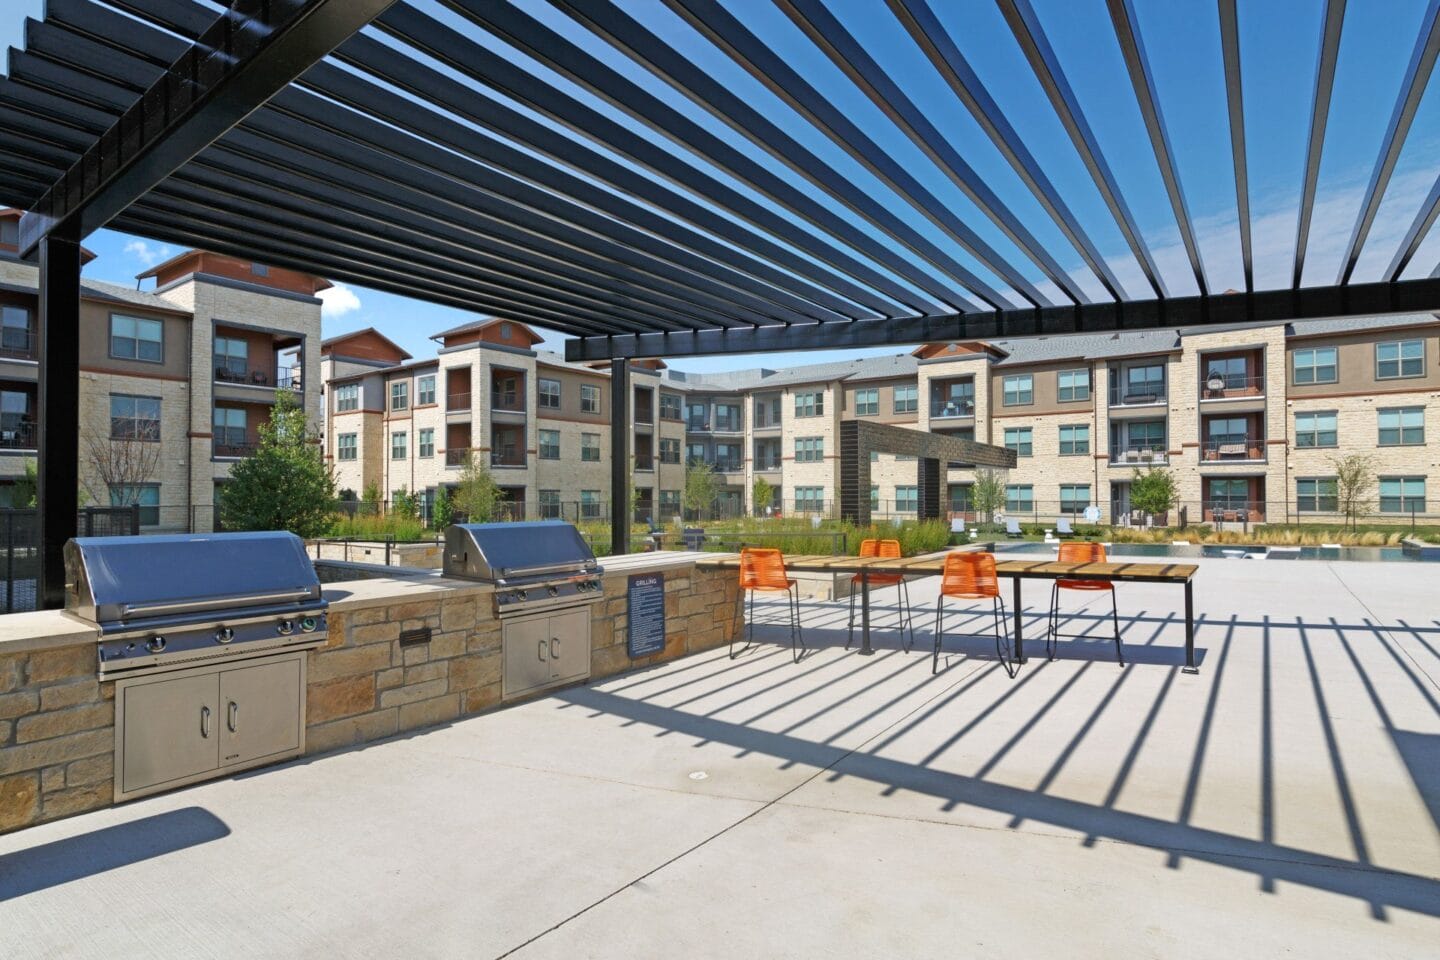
[550, 638, 561, 660]
[537, 639, 548, 661]
[227, 700, 238, 733]
[200, 705, 211, 739]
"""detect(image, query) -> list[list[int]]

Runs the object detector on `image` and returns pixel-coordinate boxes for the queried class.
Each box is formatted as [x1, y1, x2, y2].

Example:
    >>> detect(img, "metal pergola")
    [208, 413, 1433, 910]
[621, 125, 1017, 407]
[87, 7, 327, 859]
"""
[3, 0, 1440, 604]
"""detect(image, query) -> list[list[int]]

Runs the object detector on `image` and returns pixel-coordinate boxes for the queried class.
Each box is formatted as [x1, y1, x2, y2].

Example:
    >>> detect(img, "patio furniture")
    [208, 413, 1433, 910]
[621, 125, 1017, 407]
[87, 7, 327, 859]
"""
[1055, 517, 1076, 538]
[682, 527, 706, 550]
[1217, 442, 1245, 458]
[251, 371, 268, 385]
[1005, 518, 1023, 539]
[847, 539, 913, 652]
[1046, 541, 1125, 667]
[735, 548, 804, 663]
[932, 552, 1015, 678]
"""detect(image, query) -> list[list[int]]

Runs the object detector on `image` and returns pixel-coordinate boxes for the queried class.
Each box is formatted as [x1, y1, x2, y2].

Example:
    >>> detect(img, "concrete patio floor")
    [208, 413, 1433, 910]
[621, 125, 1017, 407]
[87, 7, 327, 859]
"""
[2, 555, 1437, 959]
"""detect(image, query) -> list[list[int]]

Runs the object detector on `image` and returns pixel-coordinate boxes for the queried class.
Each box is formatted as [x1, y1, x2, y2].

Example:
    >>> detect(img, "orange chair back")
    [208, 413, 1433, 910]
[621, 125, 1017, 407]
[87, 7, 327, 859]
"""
[1057, 540, 1111, 591]
[740, 548, 791, 591]
[877, 539, 903, 559]
[940, 552, 1000, 599]
[854, 537, 905, 586]
[857, 538, 880, 558]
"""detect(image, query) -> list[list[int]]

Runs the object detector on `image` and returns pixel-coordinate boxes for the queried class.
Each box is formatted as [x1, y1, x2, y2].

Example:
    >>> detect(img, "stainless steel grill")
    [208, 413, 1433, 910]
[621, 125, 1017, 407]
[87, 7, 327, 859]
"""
[66, 532, 329, 679]
[444, 521, 603, 617]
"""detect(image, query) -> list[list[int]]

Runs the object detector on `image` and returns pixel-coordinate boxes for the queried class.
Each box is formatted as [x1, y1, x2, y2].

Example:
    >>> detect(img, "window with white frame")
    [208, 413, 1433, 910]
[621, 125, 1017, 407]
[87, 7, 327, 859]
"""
[418, 428, 434, 458]
[109, 483, 160, 526]
[794, 486, 825, 512]
[1296, 477, 1337, 512]
[337, 433, 357, 461]
[893, 384, 917, 414]
[854, 388, 879, 416]
[110, 395, 160, 441]
[538, 489, 561, 519]
[1058, 423, 1089, 455]
[1005, 484, 1033, 514]
[334, 383, 358, 412]
[1002, 374, 1033, 406]
[1057, 369, 1090, 402]
[795, 437, 824, 462]
[1378, 407, 1424, 445]
[1376, 339, 1424, 379]
[538, 378, 561, 409]
[110, 315, 163, 362]
[581, 433, 601, 462]
[1292, 346, 1337, 384]
[794, 391, 824, 418]
[417, 375, 436, 405]
[660, 437, 681, 463]
[895, 486, 918, 512]
[390, 381, 408, 411]
[1379, 476, 1426, 513]
[581, 384, 601, 414]
[1003, 426, 1032, 457]
[539, 429, 560, 459]
[1060, 484, 1091, 514]
[390, 431, 407, 460]
[1294, 411, 1337, 448]
[580, 490, 601, 519]
[870, 485, 879, 512]
[659, 392, 681, 420]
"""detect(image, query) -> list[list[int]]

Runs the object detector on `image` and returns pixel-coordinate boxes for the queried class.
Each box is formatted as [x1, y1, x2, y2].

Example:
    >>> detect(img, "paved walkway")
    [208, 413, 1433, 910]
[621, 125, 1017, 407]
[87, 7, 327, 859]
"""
[2, 556, 1437, 958]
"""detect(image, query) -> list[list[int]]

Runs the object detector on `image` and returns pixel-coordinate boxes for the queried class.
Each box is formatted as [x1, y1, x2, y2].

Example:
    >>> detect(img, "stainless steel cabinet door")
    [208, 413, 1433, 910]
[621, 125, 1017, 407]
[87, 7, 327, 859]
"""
[118, 673, 219, 797]
[545, 609, 591, 684]
[218, 657, 303, 767]
[502, 615, 554, 698]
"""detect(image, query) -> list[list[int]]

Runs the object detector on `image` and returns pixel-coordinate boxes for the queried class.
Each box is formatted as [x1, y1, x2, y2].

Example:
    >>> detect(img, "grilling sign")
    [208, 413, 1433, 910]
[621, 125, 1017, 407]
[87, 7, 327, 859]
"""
[627, 572, 666, 658]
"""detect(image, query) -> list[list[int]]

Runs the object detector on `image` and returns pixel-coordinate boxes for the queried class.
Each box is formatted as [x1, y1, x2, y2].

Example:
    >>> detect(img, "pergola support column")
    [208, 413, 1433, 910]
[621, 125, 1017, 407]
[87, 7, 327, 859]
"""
[917, 458, 943, 521]
[37, 234, 82, 608]
[610, 357, 630, 555]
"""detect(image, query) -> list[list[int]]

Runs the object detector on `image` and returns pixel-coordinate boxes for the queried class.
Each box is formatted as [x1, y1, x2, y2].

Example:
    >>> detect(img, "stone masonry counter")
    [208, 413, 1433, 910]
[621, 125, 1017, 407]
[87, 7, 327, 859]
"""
[0, 553, 740, 834]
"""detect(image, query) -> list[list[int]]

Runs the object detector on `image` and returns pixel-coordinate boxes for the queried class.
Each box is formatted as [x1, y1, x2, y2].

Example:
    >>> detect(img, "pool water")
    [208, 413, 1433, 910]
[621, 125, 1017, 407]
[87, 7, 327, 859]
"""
[995, 541, 1435, 563]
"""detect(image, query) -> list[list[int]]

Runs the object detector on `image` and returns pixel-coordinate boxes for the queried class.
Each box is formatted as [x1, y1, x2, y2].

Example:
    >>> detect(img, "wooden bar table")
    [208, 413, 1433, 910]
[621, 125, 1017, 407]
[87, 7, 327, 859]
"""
[697, 554, 1200, 672]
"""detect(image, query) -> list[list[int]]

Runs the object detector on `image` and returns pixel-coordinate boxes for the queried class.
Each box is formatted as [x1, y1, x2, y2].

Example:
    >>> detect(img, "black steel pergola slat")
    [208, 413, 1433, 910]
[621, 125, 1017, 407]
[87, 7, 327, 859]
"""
[1383, 172, 1440, 282]
[1217, 0, 1253, 293]
[1335, 0, 1440, 285]
[996, 0, 1167, 299]
[432, 0, 980, 315]
[1293, 0, 1347, 288]
[1107, 0, 1209, 296]
[18, 0, 396, 254]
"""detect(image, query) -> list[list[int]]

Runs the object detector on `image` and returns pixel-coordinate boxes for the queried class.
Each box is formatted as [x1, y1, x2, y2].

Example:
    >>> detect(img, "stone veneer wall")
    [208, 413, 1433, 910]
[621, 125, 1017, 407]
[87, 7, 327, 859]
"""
[0, 559, 740, 835]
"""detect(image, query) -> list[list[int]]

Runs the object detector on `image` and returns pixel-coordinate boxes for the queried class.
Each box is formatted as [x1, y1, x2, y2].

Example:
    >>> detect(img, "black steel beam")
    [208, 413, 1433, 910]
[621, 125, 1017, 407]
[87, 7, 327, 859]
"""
[883, 0, 1126, 301]
[1294, 0, 1346, 288]
[1107, 0, 1209, 295]
[997, 0, 1168, 299]
[18, 0, 395, 255]
[1383, 172, 1440, 282]
[1217, 0, 1253, 292]
[1336, 0, 1440, 285]
[36, 234, 81, 608]
[564, 276, 1440, 361]
[610, 359, 631, 557]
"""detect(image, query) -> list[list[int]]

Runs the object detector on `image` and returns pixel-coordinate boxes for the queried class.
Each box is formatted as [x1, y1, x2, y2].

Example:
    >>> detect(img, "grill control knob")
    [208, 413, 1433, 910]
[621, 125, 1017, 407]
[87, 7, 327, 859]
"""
[146, 636, 167, 653]
[516, 589, 528, 601]
[300, 616, 318, 633]
[277, 619, 295, 636]
[548, 585, 559, 597]
[215, 627, 235, 644]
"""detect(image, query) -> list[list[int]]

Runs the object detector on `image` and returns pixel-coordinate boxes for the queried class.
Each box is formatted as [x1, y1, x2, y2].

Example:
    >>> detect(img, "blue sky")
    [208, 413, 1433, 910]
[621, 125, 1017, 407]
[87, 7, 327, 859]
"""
[3, 0, 1438, 372]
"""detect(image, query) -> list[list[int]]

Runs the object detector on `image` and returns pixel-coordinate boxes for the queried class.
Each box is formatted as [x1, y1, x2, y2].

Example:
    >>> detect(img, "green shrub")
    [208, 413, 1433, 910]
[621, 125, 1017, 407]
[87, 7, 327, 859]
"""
[327, 511, 431, 542]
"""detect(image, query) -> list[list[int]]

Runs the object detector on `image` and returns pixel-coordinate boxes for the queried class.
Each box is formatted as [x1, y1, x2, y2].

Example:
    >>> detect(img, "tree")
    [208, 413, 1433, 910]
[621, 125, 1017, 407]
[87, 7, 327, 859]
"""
[82, 425, 161, 511]
[391, 485, 418, 521]
[1130, 466, 1177, 524]
[431, 485, 454, 530]
[970, 468, 1007, 532]
[219, 391, 335, 537]
[451, 452, 503, 522]
[683, 460, 718, 519]
[361, 481, 382, 516]
[1332, 453, 1375, 529]
[752, 476, 773, 517]
[12, 459, 37, 508]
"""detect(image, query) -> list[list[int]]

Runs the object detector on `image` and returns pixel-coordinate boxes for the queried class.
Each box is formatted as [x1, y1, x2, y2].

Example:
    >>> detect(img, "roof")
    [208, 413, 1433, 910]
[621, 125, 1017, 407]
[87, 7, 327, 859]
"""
[321, 326, 413, 361]
[430, 317, 543, 344]
[1285, 313, 1439, 338]
[0, 257, 191, 315]
[662, 353, 920, 392]
[987, 329, 1182, 366]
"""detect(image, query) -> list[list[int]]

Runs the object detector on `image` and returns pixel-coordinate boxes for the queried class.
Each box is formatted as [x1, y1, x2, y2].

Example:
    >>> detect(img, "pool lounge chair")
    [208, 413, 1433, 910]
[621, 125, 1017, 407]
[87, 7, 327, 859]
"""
[1005, 518, 1023, 539]
[1055, 517, 1075, 538]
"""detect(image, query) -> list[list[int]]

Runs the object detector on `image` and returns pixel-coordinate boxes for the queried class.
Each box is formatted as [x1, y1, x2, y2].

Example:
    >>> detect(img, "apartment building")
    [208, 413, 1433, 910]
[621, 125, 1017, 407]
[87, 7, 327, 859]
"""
[325, 312, 1438, 524]
[0, 209, 325, 528]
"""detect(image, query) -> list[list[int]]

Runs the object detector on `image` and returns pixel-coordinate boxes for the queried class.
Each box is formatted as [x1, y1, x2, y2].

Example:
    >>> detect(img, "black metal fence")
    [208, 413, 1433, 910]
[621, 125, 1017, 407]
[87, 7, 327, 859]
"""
[0, 506, 140, 614]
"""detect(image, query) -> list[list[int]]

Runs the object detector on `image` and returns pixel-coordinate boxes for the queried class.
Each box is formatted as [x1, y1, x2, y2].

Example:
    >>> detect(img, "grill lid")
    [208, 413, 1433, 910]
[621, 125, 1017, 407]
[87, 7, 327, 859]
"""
[65, 531, 324, 627]
[444, 521, 598, 581]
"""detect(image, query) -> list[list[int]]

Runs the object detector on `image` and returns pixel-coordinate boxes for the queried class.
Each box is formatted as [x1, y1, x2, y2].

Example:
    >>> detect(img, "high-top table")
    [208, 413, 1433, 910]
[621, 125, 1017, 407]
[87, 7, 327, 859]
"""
[696, 553, 1200, 673]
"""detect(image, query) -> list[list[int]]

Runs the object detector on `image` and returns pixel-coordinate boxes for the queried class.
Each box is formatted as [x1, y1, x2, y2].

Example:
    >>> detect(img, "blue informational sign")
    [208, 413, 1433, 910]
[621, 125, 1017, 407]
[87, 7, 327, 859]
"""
[627, 572, 666, 658]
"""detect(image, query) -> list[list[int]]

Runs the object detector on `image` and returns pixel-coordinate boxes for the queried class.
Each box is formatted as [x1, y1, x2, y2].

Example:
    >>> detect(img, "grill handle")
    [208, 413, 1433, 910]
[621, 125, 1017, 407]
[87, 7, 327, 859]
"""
[497, 559, 598, 579]
[121, 589, 315, 619]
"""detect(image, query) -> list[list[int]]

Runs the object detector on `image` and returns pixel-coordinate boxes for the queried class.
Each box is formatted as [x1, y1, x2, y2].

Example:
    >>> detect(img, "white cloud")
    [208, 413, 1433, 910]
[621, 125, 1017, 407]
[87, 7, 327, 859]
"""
[319, 282, 362, 319]
[123, 239, 171, 268]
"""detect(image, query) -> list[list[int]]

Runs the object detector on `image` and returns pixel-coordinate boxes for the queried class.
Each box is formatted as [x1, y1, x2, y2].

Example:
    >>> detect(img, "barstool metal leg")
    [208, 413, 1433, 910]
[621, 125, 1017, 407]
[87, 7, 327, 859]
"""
[1110, 589, 1125, 667]
[931, 594, 945, 674]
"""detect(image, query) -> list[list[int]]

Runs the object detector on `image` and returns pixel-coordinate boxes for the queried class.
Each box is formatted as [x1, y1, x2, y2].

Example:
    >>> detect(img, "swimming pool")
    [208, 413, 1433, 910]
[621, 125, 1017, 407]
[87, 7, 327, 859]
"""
[994, 541, 1436, 563]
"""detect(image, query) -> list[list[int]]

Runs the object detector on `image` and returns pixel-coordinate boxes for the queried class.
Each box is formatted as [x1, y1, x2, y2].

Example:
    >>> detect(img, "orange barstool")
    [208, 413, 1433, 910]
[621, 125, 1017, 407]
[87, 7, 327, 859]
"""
[1046, 541, 1124, 666]
[933, 552, 1016, 677]
[847, 539, 914, 651]
[736, 548, 805, 663]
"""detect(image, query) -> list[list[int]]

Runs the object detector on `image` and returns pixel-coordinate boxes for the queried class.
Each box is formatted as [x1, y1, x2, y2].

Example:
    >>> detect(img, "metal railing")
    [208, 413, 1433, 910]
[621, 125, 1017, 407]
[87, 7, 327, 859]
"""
[1202, 372, 1265, 398]
[447, 391, 471, 410]
[0, 422, 37, 450]
[445, 447, 471, 466]
[930, 398, 975, 418]
[0, 506, 140, 613]
[634, 453, 654, 471]
[490, 450, 526, 467]
[634, 407, 654, 425]
[490, 389, 525, 412]
[275, 373, 302, 391]
[1200, 438, 1266, 461]
[0, 330, 36, 360]
[1108, 443, 1167, 465]
[213, 441, 257, 458]
[1108, 383, 1167, 406]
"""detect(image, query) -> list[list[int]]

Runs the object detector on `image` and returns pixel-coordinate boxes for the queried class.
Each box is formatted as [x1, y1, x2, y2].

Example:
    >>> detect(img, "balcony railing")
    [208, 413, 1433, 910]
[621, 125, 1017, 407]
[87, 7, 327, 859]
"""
[1108, 383, 1167, 406]
[213, 441, 257, 459]
[754, 457, 782, 471]
[1109, 443, 1167, 465]
[1204, 501, 1266, 523]
[490, 389, 525, 412]
[447, 392, 471, 411]
[0, 422, 36, 450]
[634, 407, 654, 425]
[1201, 438, 1266, 461]
[276, 373, 302, 391]
[713, 458, 743, 472]
[634, 453, 654, 471]
[1201, 372, 1265, 399]
[490, 449, 526, 467]
[930, 398, 975, 418]
[0, 331, 36, 360]
[687, 419, 709, 431]
[445, 447, 471, 466]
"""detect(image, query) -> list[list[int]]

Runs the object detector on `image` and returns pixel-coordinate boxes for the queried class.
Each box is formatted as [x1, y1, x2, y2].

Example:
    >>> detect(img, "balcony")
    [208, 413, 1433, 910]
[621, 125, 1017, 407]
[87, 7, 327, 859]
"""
[1201, 371, 1265, 400]
[1108, 382, 1167, 407]
[490, 389, 525, 413]
[1200, 438, 1266, 462]
[634, 453, 654, 471]
[0, 421, 36, 450]
[0, 329, 36, 361]
[490, 449, 526, 468]
[447, 392, 471, 412]
[1109, 443, 1167, 466]
[930, 398, 975, 419]
[713, 458, 743, 473]
[275, 373, 302, 392]
[213, 441, 257, 459]
[445, 447, 471, 467]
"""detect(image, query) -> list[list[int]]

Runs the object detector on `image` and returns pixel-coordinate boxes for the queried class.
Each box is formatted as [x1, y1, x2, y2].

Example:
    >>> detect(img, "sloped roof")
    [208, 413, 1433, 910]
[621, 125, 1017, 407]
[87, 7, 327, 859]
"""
[0, 257, 190, 314]
[988, 328, 1182, 366]
[1286, 313, 1439, 337]
[321, 326, 413, 360]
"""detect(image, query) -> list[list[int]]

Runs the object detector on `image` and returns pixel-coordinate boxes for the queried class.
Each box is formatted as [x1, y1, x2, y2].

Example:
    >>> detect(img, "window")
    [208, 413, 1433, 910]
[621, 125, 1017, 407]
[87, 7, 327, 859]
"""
[212, 407, 246, 448]
[110, 315, 163, 362]
[110, 395, 160, 441]
[794, 486, 825, 512]
[417, 375, 436, 406]
[109, 484, 159, 527]
[660, 437, 681, 464]
[0, 390, 29, 442]
[1380, 477, 1426, 513]
[1057, 369, 1090, 402]
[687, 442, 707, 464]
[1058, 424, 1089, 455]
[1376, 340, 1424, 379]
[538, 429, 560, 459]
[1296, 477, 1337, 512]
[660, 393, 681, 420]
[390, 381, 408, 411]
[753, 395, 781, 427]
[417, 428, 434, 459]
[795, 437, 824, 462]
[1205, 355, 1249, 390]
[794, 391, 824, 418]
[581, 433, 601, 462]
[1378, 407, 1424, 445]
[1295, 411, 1338, 448]
[1002, 374, 1033, 406]
[0, 218, 16, 244]
[390, 431, 407, 460]
[498, 322, 512, 340]
[854, 388, 879, 416]
[1059, 484, 1091, 514]
[1123, 364, 1166, 398]
[538, 489, 561, 519]
[870, 485, 880, 512]
[948, 484, 972, 513]
[1206, 417, 1250, 444]
[659, 489, 681, 513]
[1003, 426, 1032, 457]
[893, 384, 918, 414]
[870, 451, 880, 463]
[1005, 484, 1033, 514]
[1, 305, 31, 354]
[577, 384, 600, 415]
[1207, 478, 1250, 509]
[337, 433, 357, 461]
[1292, 347, 1337, 385]
[580, 490, 601, 519]
[538, 378, 561, 409]
[334, 384, 358, 412]
[251, 262, 269, 277]
[714, 403, 742, 431]
[214, 336, 248, 378]
[895, 486, 918, 513]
